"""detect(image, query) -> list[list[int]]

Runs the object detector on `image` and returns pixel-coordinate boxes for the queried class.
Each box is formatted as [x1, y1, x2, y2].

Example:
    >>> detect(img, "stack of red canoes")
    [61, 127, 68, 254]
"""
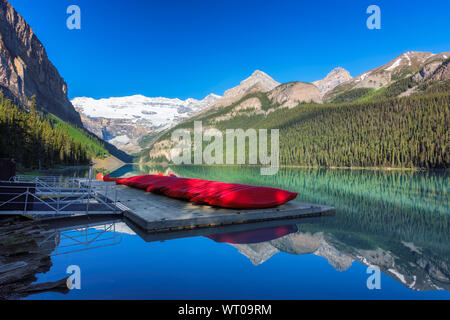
[109, 174, 297, 209]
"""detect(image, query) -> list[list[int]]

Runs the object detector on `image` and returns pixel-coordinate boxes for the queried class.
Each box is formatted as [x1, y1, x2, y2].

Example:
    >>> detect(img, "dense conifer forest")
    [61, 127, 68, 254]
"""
[275, 92, 449, 168]
[147, 83, 449, 169]
[0, 94, 109, 169]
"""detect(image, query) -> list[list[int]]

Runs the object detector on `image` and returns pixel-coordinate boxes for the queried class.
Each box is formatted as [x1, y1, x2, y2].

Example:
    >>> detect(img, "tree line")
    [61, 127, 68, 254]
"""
[0, 94, 89, 169]
[155, 89, 449, 169]
[274, 92, 449, 169]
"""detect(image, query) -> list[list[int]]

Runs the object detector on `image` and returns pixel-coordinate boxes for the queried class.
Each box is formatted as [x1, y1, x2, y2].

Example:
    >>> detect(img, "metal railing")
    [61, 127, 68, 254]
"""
[13, 175, 80, 188]
[31, 220, 124, 255]
[0, 175, 121, 217]
[51, 222, 123, 256]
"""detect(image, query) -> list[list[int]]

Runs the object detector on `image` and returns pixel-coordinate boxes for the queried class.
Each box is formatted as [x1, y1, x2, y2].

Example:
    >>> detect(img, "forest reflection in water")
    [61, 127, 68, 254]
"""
[120, 164, 450, 291]
[1, 164, 448, 298]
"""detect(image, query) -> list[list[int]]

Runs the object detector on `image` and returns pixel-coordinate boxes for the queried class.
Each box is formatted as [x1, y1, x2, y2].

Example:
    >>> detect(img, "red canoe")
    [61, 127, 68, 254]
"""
[206, 225, 298, 244]
[103, 174, 117, 182]
[115, 175, 297, 209]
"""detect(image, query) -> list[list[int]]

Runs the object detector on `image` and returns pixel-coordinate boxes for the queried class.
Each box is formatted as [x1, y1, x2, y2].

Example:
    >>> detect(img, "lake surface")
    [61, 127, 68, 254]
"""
[11, 165, 450, 299]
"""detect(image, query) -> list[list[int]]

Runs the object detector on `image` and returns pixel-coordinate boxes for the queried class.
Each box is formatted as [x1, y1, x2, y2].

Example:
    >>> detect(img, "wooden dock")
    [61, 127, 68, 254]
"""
[94, 182, 335, 233]
[125, 215, 333, 242]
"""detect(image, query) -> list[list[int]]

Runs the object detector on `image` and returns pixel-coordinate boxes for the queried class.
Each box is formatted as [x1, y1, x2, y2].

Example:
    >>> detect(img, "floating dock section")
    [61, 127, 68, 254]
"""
[93, 182, 335, 233]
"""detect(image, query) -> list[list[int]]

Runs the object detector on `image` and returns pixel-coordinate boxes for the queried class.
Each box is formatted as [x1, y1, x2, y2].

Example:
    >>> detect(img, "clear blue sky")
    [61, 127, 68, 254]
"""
[9, 0, 450, 100]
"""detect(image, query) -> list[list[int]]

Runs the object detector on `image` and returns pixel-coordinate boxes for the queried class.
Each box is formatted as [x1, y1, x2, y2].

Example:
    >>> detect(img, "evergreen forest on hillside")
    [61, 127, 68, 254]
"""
[146, 85, 449, 169]
[0, 94, 109, 169]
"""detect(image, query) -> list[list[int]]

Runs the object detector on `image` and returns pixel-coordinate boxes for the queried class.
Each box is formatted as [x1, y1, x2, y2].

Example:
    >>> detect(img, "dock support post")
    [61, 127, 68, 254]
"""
[24, 187, 29, 214]
[57, 186, 60, 213]
[114, 187, 117, 214]
[86, 183, 90, 215]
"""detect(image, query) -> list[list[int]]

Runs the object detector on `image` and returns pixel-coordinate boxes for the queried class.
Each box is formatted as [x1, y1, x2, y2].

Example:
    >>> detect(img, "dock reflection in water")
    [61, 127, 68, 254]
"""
[0, 216, 123, 299]
[1, 212, 449, 299]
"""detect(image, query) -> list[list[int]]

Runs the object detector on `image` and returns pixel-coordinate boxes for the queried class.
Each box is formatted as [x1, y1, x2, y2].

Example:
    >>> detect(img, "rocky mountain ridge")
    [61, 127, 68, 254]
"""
[0, 0, 82, 126]
[312, 67, 352, 95]
[142, 50, 449, 164]
[193, 70, 282, 118]
[213, 70, 280, 107]
[73, 50, 449, 158]
[268, 81, 322, 107]
[324, 51, 450, 101]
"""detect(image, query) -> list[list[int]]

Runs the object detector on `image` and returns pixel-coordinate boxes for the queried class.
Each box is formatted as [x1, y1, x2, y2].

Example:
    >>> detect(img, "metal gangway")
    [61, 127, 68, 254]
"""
[0, 172, 122, 219]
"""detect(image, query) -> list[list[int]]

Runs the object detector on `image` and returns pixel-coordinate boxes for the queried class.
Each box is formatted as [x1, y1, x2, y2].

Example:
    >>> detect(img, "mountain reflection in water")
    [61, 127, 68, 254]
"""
[115, 164, 450, 292]
[1, 164, 448, 299]
[1, 214, 449, 299]
[205, 225, 299, 244]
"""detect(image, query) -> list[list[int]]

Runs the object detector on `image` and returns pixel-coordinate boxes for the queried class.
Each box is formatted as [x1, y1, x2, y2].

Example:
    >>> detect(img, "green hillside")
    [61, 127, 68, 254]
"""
[0, 94, 110, 169]
[142, 81, 449, 169]
[48, 114, 109, 159]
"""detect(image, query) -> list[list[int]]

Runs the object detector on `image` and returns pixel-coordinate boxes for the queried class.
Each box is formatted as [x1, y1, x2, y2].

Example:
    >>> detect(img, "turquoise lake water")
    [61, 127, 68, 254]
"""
[24, 165, 450, 299]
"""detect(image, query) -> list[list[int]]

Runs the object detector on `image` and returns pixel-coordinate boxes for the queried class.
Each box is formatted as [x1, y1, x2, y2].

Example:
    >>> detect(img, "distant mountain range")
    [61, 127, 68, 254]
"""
[1, 0, 448, 167]
[73, 50, 449, 156]
[141, 51, 449, 169]
[71, 94, 221, 154]
[71, 69, 335, 153]
[324, 51, 450, 102]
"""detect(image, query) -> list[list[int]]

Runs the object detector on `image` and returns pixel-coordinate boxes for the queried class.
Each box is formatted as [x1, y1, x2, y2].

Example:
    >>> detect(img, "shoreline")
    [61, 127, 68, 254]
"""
[17, 165, 91, 175]
[16, 156, 128, 176]
[16, 163, 448, 177]
[139, 162, 448, 172]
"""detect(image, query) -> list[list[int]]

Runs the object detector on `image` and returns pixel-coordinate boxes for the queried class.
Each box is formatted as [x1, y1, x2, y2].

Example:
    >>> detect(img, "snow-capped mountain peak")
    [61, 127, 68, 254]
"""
[71, 93, 221, 154]
[72, 93, 220, 127]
